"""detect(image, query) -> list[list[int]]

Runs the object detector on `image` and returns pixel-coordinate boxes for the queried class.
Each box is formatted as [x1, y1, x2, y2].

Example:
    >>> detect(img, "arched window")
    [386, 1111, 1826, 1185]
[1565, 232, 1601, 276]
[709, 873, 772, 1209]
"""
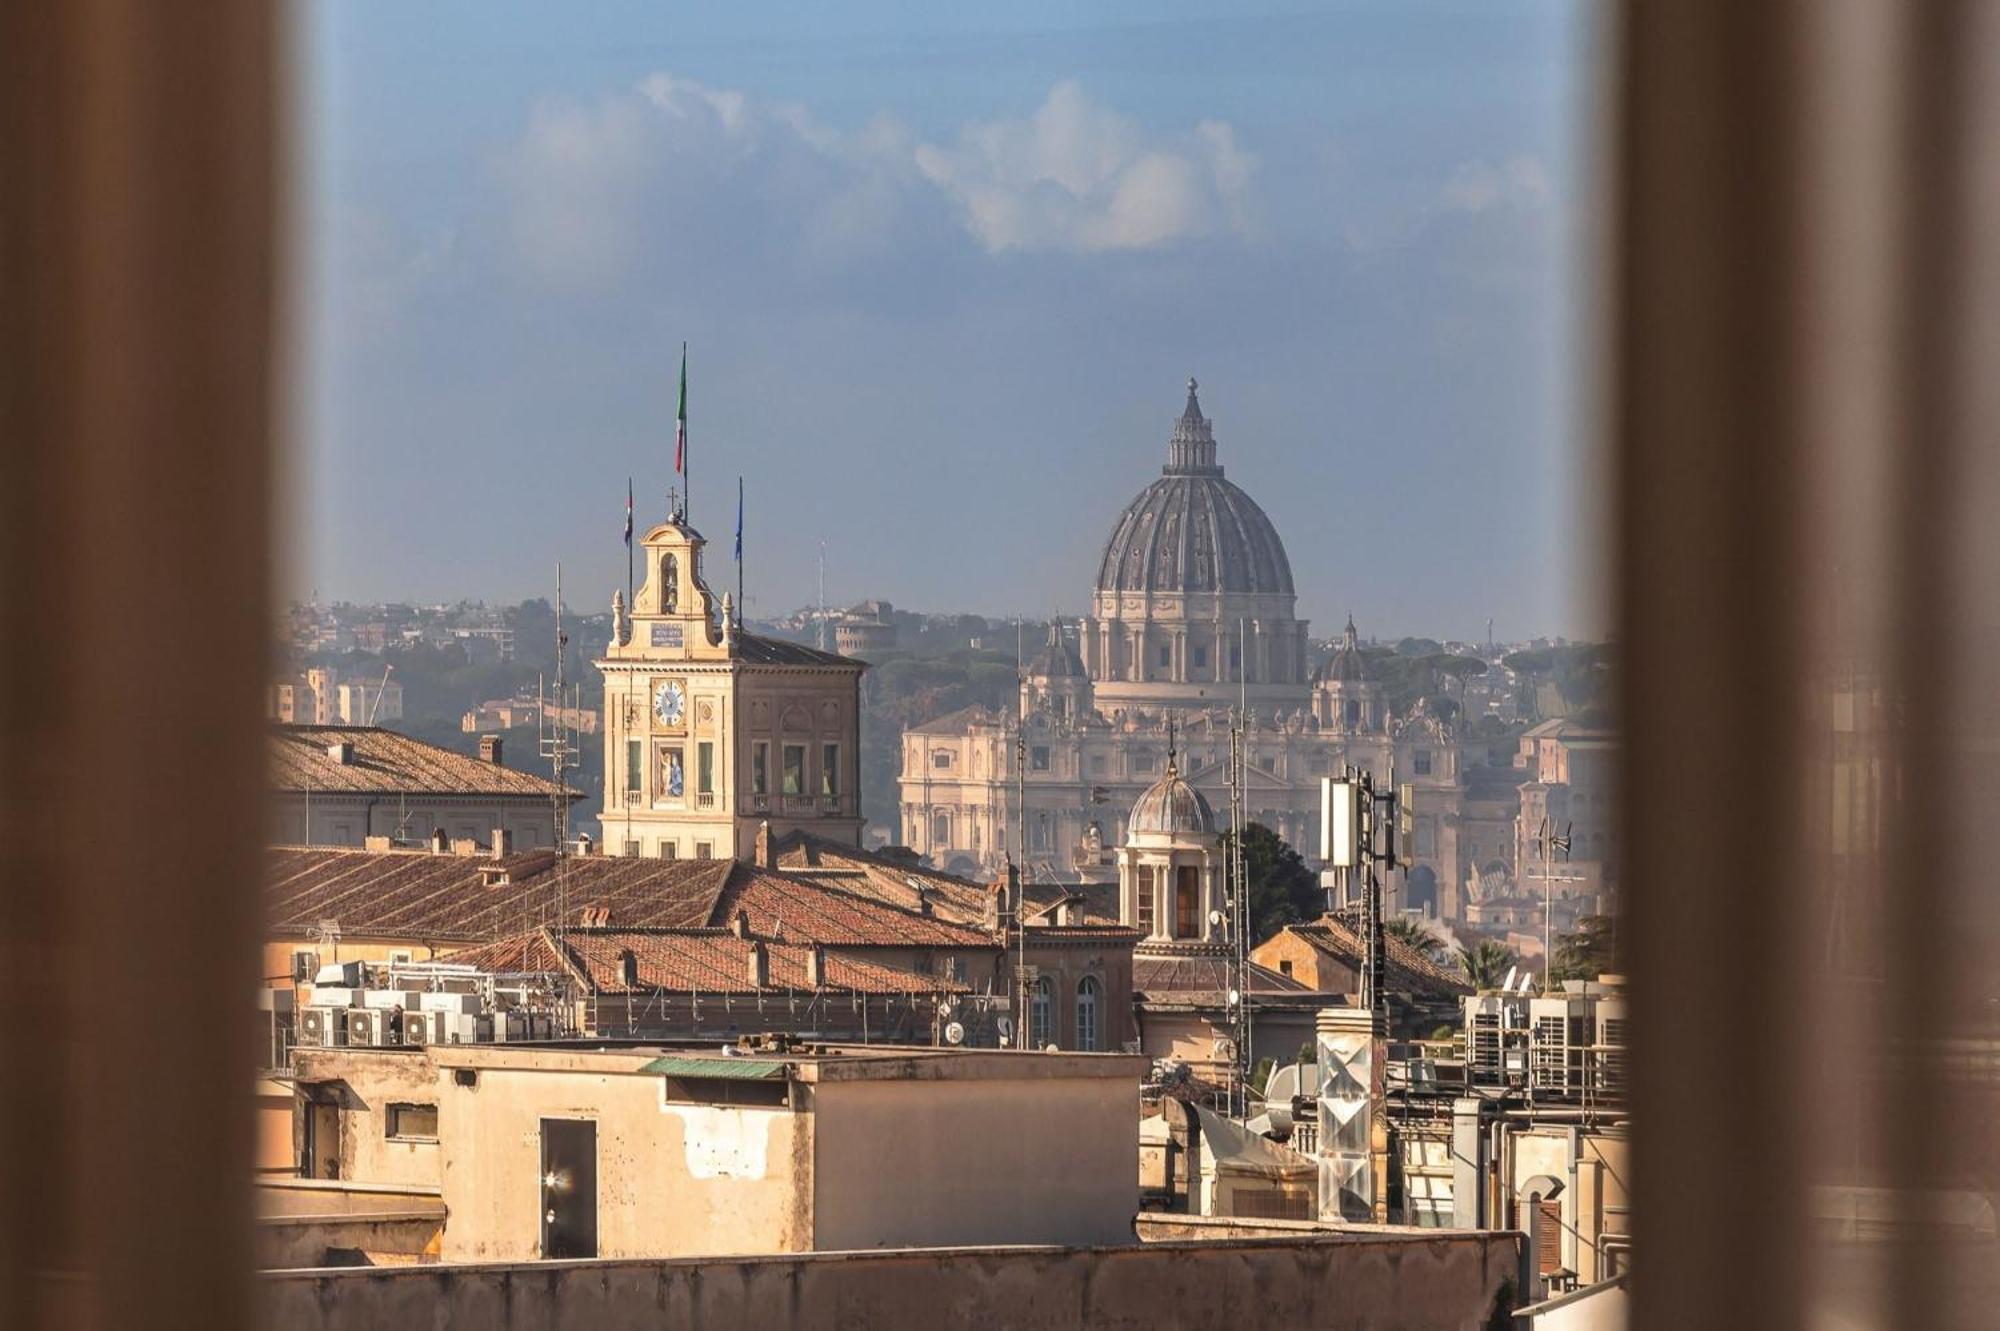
[1075, 976, 1100, 1052]
[1175, 865, 1201, 939]
[931, 811, 951, 845]
[660, 553, 679, 613]
[1030, 976, 1054, 1050]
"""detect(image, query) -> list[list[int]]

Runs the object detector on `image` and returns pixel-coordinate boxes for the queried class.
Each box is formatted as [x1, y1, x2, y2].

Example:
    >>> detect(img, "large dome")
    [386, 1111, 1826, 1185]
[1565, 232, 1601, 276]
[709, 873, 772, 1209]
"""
[1094, 380, 1295, 597]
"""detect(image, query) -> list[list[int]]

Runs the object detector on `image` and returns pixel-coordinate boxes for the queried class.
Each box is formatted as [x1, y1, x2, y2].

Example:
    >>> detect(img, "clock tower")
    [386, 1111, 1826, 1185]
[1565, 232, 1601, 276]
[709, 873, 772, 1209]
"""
[599, 513, 866, 859]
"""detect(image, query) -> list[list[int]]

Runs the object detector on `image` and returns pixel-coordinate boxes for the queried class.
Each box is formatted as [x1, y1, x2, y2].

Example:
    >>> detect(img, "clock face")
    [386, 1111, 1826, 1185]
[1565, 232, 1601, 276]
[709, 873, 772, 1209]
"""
[653, 680, 686, 726]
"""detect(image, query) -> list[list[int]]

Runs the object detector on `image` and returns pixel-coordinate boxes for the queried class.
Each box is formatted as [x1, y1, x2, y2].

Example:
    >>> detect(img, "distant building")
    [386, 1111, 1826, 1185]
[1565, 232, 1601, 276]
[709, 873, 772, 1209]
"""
[334, 675, 404, 725]
[898, 382, 1468, 915]
[267, 725, 573, 850]
[1251, 914, 1471, 1035]
[832, 599, 897, 656]
[290, 1042, 1145, 1261]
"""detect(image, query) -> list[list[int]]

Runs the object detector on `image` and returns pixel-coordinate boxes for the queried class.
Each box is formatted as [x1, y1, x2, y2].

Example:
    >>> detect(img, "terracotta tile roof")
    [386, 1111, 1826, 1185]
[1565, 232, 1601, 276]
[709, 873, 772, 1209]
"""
[1283, 914, 1473, 999]
[1023, 881, 1123, 926]
[1026, 924, 1144, 944]
[453, 928, 968, 997]
[270, 725, 572, 798]
[265, 847, 733, 941]
[264, 847, 995, 951]
[714, 863, 996, 949]
[769, 832, 994, 924]
[1132, 948, 1313, 1003]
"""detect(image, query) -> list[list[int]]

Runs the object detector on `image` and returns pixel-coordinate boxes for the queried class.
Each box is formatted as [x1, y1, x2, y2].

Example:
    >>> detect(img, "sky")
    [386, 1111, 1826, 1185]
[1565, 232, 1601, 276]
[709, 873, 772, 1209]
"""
[292, 0, 1605, 641]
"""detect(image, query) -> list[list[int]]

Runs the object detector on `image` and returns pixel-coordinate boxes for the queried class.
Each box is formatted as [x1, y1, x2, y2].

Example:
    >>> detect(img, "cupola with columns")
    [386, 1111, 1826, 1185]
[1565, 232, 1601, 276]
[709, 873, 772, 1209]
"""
[1116, 733, 1224, 944]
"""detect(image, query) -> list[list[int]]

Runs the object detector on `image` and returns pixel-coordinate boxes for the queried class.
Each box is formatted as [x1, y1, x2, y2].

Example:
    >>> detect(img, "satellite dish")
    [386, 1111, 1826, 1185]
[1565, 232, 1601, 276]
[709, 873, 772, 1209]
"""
[943, 1021, 965, 1046]
[1209, 909, 1227, 927]
[1500, 965, 1518, 993]
[996, 1015, 1014, 1041]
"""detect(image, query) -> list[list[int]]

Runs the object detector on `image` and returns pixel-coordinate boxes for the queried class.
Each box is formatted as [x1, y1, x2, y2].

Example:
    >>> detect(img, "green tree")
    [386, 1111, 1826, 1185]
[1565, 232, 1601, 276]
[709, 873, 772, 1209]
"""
[1456, 939, 1518, 992]
[1219, 822, 1323, 942]
[1549, 915, 1618, 983]
[1385, 916, 1445, 962]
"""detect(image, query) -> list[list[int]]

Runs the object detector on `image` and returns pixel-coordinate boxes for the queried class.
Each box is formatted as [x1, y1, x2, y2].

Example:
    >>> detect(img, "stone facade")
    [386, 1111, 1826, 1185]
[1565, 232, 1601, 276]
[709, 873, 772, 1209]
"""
[599, 516, 865, 860]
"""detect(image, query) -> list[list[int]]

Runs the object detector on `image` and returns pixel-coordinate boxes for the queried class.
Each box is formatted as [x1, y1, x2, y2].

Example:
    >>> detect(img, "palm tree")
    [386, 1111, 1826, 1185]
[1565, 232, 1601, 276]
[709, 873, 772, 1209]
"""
[1384, 916, 1444, 962]
[1456, 939, 1517, 992]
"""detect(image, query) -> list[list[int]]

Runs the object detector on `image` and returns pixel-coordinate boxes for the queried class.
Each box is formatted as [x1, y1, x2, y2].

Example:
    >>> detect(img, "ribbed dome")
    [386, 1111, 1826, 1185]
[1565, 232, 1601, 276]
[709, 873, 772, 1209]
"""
[1095, 380, 1295, 597]
[1128, 766, 1217, 838]
[1028, 623, 1086, 679]
[1316, 615, 1374, 684]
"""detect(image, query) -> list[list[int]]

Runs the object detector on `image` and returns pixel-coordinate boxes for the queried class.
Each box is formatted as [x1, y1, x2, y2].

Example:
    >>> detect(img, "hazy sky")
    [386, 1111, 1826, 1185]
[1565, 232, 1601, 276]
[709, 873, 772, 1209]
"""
[294, 0, 1602, 641]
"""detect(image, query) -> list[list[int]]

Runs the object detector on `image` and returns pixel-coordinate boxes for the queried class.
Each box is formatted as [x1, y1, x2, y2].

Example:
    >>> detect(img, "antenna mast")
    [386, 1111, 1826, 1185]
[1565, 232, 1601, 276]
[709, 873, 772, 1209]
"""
[817, 540, 828, 653]
[539, 565, 581, 1010]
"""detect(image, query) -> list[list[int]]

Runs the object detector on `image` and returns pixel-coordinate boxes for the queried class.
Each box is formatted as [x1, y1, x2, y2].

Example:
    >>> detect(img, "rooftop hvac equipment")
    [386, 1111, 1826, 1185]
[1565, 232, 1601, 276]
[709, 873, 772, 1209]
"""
[417, 992, 482, 1015]
[943, 1021, 966, 1046]
[344, 1008, 387, 1047]
[309, 987, 356, 1009]
[299, 1007, 347, 1048]
[397, 1011, 430, 1046]
[490, 1011, 529, 1043]
[314, 961, 364, 988]
[431, 1012, 481, 1045]
[256, 987, 296, 1013]
[361, 989, 424, 1011]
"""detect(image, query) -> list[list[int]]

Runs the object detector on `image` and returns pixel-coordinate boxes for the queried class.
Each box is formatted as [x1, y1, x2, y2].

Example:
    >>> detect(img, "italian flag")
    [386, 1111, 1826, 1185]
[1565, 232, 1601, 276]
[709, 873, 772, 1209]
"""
[674, 343, 687, 478]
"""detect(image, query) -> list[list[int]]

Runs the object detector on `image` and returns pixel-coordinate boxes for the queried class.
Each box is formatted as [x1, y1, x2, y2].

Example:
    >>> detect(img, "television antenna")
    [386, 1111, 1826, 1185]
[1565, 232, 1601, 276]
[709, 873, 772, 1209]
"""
[1532, 817, 1584, 987]
[540, 564, 582, 1003]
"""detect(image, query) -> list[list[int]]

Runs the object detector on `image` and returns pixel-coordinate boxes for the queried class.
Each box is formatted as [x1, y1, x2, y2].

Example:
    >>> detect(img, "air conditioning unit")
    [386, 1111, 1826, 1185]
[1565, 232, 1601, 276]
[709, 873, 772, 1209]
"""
[300, 1007, 348, 1048]
[344, 1009, 386, 1047]
[490, 1011, 528, 1043]
[361, 989, 424, 1011]
[314, 961, 364, 989]
[433, 1012, 480, 1045]
[397, 1011, 430, 1045]
[418, 992, 482, 1015]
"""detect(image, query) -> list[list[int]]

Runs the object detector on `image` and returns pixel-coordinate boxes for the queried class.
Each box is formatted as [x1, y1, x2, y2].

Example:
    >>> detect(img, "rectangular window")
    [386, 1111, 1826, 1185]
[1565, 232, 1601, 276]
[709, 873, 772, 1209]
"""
[1158, 644, 1172, 668]
[1090, 754, 1107, 774]
[752, 741, 768, 795]
[1414, 749, 1434, 777]
[783, 744, 806, 794]
[821, 743, 840, 796]
[1032, 745, 1051, 771]
[1135, 866, 1155, 934]
[931, 750, 953, 769]
[658, 841, 676, 860]
[291, 950, 318, 981]
[385, 1103, 438, 1141]
[1192, 645, 1208, 669]
[694, 841, 712, 860]
[622, 840, 640, 857]
[625, 738, 643, 795]
[697, 741, 714, 795]
[1133, 751, 1156, 774]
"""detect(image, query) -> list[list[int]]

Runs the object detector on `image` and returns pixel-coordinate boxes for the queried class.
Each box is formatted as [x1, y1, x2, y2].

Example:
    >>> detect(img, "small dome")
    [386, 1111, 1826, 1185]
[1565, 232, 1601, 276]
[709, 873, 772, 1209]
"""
[1028, 623, 1087, 680]
[1316, 615, 1374, 685]
[1128, 766, 1217, 838]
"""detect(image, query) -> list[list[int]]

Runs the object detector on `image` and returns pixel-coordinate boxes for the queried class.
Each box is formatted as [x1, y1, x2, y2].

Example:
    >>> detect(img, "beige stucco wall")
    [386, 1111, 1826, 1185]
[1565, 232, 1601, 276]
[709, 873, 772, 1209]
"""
[808, 1062, 1140, 1250]
[296, 1051, 446, 1188]
[258, 1230, 1523, 1330]
[431, 1054, 812, 1262]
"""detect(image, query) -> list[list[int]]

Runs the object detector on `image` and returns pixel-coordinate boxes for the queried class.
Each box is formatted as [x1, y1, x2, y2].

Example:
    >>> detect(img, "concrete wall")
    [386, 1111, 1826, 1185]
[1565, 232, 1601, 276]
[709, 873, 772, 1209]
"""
[259, 1231, 1523, 1331]
[432, 1057, 812, 1263]
[809, 1068, 1139, 1250]
[255, 1179, 446, 1270]
[296, 1051, 446, 1188]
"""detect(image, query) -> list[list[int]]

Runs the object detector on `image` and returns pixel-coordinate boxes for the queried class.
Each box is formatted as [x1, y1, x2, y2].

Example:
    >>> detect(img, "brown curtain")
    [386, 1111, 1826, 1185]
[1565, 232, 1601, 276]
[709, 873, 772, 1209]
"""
[1617, 3, 2000, 1328]
[0, 3, 277, 1329]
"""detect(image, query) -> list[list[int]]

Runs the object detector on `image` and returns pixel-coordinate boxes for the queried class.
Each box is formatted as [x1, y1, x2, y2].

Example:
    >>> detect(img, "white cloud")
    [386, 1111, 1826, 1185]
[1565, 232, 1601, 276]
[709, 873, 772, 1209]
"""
[495, 75, 1257, 290]
[1441, 155, 1550, 214]
[913, 81, 1256, 253]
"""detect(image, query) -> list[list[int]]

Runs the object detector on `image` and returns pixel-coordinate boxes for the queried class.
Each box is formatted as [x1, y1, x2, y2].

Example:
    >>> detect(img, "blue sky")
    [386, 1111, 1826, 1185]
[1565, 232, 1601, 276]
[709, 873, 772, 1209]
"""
[293, 0, 1603, 640]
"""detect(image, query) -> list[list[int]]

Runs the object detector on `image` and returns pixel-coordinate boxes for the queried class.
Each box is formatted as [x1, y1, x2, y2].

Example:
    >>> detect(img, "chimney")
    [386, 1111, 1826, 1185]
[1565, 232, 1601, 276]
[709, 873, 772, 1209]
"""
[747, 940, 769, 988]
[479, 734, 503, 766]
[491, 828, 512, 859]
[429, 827, 448, 854]
[619, 949, 640, 988]
[805, 945, 827, 989]
[755, 819, 774, 868]
[916, 888, 933, 917]
[326, 740, 355, 765]
[729, 909, 750, 939]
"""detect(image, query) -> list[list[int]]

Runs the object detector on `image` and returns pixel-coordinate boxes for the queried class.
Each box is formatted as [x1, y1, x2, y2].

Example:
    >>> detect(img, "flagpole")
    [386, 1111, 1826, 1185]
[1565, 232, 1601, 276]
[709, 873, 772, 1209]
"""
[680, 342, 689, 522]
[736, 476, 745, 627]
[626, 478, 635, 619]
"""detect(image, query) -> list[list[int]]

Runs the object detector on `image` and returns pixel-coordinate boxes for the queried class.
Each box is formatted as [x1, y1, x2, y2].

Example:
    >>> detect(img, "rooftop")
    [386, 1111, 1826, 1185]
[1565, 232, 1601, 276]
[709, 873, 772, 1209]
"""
[270, 724, 574, 798]
[265, 847, 996, 949]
